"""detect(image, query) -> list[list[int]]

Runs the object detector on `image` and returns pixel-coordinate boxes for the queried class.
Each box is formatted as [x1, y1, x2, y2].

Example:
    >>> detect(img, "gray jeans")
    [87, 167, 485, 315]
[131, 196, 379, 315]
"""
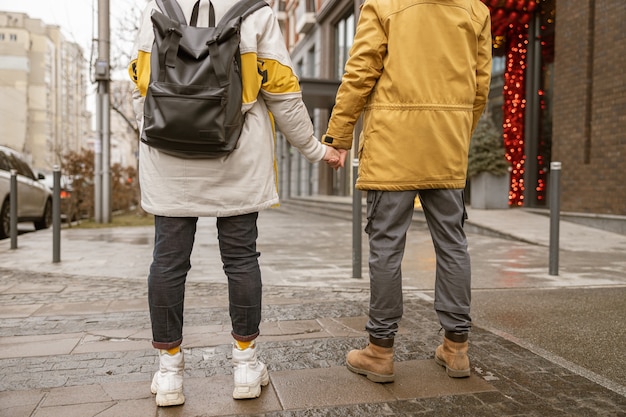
[364, 189, 471, 339]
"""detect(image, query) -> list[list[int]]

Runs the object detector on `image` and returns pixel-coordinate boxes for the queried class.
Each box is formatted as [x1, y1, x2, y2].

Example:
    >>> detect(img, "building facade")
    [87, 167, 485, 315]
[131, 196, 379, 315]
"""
[279, 0, 625, 218]
[552, 1, 626, 216]
[275, 0, 357, 198]
[0, 11, 91, 173]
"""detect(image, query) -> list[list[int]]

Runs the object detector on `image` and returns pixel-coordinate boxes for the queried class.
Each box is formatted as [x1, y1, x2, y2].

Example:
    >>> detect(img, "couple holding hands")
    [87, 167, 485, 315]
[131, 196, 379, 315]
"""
[130, 0, 492, 407]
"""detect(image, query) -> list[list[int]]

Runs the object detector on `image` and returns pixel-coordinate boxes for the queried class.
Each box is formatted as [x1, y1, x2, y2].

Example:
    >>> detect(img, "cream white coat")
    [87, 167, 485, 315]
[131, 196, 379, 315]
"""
[131, 0, 326, 217]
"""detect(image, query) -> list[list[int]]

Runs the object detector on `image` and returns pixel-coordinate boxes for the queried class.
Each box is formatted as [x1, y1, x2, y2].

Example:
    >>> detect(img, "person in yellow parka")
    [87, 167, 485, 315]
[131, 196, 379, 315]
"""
[323, 0, 492, 382]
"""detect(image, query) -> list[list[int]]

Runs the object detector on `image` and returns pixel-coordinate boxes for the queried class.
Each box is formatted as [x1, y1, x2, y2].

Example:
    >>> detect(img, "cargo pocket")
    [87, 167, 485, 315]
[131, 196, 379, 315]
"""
[364, 190, 382, 236]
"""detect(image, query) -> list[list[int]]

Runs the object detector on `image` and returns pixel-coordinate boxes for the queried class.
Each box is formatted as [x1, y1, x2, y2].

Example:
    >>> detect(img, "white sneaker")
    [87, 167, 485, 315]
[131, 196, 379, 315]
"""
[151, 349, 185, 406]
[232, 342, 269, 399]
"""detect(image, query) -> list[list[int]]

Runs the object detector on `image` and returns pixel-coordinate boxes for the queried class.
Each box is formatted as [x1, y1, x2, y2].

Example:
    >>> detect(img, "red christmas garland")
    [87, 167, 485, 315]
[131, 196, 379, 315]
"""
[502, 24, 528, 206]
[484, 0, 537, 36]
[481, 0, 539, 206]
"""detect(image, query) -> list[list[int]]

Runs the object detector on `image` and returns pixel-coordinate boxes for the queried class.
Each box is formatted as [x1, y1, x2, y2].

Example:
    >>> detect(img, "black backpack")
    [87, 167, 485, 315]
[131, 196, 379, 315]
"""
[142, 0, 268, 158]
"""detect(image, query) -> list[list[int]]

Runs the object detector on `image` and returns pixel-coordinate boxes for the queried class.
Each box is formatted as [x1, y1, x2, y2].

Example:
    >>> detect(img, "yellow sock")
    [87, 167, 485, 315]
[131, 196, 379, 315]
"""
[236, 340, 252, 350]
[166, 346, 180, 355]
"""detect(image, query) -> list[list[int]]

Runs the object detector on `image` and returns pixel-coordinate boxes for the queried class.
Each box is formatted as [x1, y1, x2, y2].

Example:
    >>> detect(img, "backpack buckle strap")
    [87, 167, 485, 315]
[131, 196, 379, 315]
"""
[159, 26, 183, 80]
[206, 41, 229, 87]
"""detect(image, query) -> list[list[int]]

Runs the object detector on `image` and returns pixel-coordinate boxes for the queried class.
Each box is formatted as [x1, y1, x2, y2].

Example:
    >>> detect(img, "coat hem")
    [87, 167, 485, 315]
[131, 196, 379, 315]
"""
[142, 199, 279, 218]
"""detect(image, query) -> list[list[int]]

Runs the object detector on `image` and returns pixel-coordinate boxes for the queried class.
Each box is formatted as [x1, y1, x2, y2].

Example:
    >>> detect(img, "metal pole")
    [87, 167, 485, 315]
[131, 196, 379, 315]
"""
[94, 102, 102, 223]
[352, 158, 362, 278]
[9, 169, 17, 250]
[102, 93, 111, 223]
[524, 11, 541, 206]
[549, 161, 561, 275]
[286, 143, 292, 199]
[52, 166, 61, 263]
[296, 153, 302, 196]
[95, 0, 110, 223]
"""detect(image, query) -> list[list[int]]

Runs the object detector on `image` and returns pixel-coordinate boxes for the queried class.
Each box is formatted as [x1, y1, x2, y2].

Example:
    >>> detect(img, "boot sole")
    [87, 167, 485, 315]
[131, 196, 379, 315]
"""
[233, 367, 270, 399]
[434, 356, 470, 378]
[346, 362, 394, 383]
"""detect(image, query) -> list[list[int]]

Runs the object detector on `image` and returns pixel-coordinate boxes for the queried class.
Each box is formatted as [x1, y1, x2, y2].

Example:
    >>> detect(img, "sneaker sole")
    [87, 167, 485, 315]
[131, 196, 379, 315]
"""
[155, 391, 185, 407]
[152, 379, 185, 406]
[434, 356, 470, 378]
[233, 368, 270, 399]
[346, 362, 394, 383]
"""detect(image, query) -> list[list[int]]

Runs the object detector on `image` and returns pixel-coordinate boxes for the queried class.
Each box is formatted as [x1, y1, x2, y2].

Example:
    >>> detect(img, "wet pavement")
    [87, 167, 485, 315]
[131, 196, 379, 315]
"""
[0, 196, 625, 416]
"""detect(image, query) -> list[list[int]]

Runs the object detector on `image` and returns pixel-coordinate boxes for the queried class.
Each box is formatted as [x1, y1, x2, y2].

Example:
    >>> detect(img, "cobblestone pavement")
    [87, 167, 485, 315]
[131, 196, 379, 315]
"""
[1, 268, 625, 416]
[1, 202, 625, 416]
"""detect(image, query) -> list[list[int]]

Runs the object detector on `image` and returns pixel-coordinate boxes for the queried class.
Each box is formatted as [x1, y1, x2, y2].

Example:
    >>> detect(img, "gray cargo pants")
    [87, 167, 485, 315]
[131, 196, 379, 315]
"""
[364, 189, 471, 340]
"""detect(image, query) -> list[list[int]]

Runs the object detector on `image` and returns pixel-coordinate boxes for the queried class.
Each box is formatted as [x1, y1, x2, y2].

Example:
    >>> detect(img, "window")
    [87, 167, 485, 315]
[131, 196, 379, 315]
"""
[10, 33, 17, 41]
[0, 151, 10, 172]
[334, 11, 354, 79]
[296, 59, 304, 78]
[7, 153, 35, 179]
[492, 56, 505, 76]
[306, 45, 315, 77]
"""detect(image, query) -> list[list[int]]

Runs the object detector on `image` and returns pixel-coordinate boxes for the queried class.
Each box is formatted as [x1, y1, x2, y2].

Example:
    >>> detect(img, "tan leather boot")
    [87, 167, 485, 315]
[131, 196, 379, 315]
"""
[435, 335, 470, 378]
[346, 337, 394, 383]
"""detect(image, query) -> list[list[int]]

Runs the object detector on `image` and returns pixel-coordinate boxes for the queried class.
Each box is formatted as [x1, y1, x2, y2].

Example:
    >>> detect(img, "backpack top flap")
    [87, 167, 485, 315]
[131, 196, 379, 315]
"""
[151, 1, 257, 87]
[142, 0, 270, 158]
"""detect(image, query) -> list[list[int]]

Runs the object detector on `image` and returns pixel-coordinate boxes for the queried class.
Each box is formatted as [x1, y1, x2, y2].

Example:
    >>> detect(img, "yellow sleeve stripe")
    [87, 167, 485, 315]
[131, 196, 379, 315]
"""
[133, 52, 299, 101]
[258, 58, 301, 94]
[135, 50, 152, 97]
[241, 52, 263, 104]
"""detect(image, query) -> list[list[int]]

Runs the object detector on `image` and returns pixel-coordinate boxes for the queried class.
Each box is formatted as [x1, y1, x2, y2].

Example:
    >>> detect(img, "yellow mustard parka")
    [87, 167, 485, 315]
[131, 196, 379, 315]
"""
[324, 0, 492, 191]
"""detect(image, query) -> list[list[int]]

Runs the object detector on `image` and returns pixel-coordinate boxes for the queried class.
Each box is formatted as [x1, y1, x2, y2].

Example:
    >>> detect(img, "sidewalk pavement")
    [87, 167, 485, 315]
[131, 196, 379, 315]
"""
[0, 197, 625, 416]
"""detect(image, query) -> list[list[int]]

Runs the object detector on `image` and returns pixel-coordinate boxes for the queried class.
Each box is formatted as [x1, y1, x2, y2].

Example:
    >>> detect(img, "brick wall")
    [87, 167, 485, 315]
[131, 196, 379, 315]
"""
[552, 0, 626, 215]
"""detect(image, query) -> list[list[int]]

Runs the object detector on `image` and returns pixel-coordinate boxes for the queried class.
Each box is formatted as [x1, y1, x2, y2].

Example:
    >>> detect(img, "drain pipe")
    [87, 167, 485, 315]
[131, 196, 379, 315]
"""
[549, 161, 561, 275]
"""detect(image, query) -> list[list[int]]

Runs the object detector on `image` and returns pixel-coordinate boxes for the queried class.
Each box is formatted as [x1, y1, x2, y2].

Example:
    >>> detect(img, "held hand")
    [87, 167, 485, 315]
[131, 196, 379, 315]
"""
[322, 146, 342, 170]
[336, 149, 348, 169]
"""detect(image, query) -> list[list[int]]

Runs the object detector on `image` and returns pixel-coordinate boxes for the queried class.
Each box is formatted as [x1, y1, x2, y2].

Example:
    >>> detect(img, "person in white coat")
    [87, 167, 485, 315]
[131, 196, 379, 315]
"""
[129, 0, 339, 406]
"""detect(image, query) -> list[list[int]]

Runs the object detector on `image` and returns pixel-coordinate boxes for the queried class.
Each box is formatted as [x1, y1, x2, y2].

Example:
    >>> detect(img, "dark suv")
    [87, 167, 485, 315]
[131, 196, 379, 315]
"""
[0, 145, 53, 238]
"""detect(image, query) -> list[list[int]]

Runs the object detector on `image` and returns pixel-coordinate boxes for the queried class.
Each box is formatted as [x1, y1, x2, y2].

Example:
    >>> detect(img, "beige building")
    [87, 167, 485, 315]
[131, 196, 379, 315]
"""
[109, 79, 139, 170]
[0, 11, 91, 172]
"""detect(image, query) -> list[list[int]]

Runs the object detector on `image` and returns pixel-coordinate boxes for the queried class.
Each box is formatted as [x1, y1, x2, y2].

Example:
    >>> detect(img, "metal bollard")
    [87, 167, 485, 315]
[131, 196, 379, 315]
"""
[352, 158, 362, 278]
[549, 161, 561, 276]
[52, 166, 61, 263]
[10, 169, 17, 249]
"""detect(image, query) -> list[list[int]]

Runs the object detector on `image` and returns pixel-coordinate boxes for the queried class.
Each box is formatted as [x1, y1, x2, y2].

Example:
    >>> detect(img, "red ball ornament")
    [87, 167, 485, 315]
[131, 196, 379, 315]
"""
[519, 13, 530, 24]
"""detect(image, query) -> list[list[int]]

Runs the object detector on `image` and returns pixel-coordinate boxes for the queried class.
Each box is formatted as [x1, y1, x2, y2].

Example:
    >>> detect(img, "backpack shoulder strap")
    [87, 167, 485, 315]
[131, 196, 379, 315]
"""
[217, 0, 268, 27]
[155, 0, 188, 25]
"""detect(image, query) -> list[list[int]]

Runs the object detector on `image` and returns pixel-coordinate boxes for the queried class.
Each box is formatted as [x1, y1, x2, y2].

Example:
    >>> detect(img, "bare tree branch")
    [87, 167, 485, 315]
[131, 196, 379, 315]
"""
[111, 104, 139, 136]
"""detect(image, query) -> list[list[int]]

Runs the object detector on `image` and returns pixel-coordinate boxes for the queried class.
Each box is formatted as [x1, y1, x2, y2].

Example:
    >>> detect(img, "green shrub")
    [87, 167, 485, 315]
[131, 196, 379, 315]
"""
[468, 116, 510, 178]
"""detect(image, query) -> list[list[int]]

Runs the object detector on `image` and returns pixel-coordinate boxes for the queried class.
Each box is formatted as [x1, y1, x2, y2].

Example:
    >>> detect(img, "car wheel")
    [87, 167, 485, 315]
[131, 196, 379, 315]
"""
[34, 198, 52, 230]
[0, 199, 9, 239]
